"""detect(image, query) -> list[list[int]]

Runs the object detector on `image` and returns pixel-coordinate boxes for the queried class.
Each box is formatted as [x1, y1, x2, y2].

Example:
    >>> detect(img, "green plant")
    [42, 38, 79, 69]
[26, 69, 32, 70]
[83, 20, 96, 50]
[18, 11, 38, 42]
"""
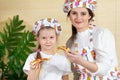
[0, 15, 36, 80]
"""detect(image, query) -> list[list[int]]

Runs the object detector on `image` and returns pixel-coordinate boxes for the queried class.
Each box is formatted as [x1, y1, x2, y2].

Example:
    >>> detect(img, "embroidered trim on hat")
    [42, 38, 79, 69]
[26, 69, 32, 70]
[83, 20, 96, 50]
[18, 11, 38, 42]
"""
[33, 18, 62, 35]
[63, 0, 97, 13]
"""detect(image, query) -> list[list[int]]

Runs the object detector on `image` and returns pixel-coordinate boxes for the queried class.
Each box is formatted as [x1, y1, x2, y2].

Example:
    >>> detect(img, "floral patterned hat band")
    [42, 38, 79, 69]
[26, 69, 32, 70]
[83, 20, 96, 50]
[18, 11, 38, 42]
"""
[63, 0, 97, 13]
[33, 18, 62, 35]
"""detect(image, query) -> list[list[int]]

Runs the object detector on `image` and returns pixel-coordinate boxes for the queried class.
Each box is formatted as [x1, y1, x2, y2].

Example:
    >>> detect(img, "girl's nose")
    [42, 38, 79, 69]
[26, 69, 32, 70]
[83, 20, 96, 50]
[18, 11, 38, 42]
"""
[46, 39, 50, 43]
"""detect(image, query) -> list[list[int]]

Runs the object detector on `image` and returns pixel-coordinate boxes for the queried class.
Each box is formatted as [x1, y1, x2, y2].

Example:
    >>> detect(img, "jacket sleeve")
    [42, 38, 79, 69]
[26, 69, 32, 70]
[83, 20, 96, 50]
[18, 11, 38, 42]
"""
[23, 53, 36, 75]
[93, 28, 118, 75]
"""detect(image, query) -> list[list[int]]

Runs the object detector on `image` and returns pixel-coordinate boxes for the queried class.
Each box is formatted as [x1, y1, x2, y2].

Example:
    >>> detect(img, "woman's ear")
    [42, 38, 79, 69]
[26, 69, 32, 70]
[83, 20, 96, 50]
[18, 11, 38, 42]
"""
[89, 16, 91, 20]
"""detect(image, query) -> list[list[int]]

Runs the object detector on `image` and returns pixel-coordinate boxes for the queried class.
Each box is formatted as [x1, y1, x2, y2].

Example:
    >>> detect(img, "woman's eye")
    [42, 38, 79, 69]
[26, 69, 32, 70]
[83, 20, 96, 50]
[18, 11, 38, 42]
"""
[81, 12, 86, 16]
[50, 36, 54, 39]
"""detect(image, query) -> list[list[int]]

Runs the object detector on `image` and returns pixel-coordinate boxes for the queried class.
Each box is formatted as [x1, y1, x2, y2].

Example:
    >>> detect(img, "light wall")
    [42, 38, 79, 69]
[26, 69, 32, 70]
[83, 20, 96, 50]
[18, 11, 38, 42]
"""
[0, 0, 120, 79]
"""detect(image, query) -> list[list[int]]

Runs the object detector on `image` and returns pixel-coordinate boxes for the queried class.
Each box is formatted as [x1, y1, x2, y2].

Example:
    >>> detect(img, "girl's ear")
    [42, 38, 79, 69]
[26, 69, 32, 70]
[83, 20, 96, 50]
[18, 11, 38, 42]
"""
[35, 36, 38, 41]
[37, 36, 40, 42]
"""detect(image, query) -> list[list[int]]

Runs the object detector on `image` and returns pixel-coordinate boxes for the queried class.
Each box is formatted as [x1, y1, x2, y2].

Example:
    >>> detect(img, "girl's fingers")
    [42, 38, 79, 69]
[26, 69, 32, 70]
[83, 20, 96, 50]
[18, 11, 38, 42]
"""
[30, 62, 41, 69]
[34, 62, 40, 69]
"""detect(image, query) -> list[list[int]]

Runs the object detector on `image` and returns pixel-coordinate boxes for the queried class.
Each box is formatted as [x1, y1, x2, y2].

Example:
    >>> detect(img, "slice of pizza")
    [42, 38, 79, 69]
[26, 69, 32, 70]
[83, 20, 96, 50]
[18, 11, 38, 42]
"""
[31, 58, 50, 65]
[56, 46, 71, 53]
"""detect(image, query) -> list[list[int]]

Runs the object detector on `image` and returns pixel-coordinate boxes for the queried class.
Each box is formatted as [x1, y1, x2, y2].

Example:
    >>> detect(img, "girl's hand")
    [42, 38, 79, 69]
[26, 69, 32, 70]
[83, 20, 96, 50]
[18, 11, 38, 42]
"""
[30, 61, 41, 70]
[27, 61, 42, 80]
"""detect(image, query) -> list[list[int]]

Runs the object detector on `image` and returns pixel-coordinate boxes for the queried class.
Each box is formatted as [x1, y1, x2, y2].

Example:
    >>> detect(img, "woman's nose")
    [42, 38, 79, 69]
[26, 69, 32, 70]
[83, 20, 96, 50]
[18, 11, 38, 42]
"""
[76, 14, 82, 19]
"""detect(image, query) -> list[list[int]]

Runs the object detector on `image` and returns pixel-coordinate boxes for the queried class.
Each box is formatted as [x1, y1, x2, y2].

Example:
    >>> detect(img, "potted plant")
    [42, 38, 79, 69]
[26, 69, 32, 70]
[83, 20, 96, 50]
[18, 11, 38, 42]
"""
[0, 15, 36, 80]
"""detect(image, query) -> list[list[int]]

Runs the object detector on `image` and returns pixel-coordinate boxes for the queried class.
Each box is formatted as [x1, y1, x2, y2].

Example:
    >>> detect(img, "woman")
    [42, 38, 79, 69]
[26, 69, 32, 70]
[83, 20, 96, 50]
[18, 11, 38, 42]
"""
[63, 0, 120, 80]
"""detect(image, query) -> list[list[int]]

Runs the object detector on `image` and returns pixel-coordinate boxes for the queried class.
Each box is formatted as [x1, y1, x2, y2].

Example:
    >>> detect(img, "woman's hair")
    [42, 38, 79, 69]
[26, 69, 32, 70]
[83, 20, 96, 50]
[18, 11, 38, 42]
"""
[66, 8, 94, 48]
[36, 27, 58, 59]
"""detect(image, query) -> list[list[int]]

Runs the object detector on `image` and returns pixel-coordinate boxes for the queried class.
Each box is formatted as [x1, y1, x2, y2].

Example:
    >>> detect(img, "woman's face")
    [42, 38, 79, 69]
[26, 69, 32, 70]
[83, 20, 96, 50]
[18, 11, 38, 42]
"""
[37, 28, 57, 52]
[69, 7, 91, 32]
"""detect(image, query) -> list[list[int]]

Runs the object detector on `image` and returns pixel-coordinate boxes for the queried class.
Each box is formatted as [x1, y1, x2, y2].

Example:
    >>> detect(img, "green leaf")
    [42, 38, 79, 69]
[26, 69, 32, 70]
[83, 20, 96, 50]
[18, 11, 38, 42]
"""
[14, 25, 25, 32]
[0, 15, 36, 80]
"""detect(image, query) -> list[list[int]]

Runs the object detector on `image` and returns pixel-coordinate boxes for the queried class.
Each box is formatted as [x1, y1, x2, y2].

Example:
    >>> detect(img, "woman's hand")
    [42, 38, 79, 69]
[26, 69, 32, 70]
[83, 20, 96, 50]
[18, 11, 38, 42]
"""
[64, 51, 83, 64]
[64, 51, 98, 73]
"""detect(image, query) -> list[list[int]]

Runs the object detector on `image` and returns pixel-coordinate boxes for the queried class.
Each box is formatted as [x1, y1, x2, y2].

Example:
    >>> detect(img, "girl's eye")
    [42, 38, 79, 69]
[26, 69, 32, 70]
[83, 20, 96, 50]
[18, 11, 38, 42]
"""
[71, 11, 77, 15]
[42, 37, 46, 39]
[81, 12, 86, 16]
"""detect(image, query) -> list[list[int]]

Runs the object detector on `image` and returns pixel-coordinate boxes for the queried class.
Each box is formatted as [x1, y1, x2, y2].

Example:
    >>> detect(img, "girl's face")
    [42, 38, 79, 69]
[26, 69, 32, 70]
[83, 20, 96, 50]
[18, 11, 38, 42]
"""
[69, 7, 91, 32]
[37, 28, 57, 52]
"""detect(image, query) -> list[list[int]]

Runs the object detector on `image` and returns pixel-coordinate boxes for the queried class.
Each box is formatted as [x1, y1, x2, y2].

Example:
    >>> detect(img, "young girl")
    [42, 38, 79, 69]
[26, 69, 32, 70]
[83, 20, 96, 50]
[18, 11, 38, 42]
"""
[62, 0, 120, 80]
[23, 18, 71, 80]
